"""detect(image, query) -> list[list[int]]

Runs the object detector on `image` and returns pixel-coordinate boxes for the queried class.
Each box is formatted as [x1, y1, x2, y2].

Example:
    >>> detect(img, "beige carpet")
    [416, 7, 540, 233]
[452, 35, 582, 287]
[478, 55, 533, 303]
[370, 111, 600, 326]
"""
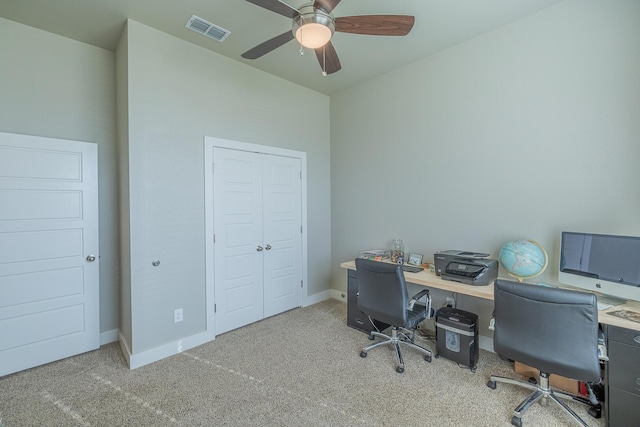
[0, 299, 605, 426]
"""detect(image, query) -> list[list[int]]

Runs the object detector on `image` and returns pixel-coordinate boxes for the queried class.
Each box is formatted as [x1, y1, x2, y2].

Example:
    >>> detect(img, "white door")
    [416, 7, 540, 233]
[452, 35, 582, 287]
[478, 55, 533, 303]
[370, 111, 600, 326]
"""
[213, 148, 264, 335]
[0, 132, 99, 377]
[213, 148, 302, 334]
[262, 154, 302, 317]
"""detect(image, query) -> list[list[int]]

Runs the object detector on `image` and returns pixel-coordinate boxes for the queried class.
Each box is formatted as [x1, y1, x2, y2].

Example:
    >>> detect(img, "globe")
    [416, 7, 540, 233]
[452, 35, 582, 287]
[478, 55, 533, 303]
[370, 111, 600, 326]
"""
[498, 239, 548, 282]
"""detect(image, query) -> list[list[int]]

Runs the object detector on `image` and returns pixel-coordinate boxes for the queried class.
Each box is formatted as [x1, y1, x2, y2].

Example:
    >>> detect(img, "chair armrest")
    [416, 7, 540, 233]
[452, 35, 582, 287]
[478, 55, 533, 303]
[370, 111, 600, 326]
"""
[410, 289, 429, 303]
[597, 329, 608, 361]
[408, 289, 433, 318]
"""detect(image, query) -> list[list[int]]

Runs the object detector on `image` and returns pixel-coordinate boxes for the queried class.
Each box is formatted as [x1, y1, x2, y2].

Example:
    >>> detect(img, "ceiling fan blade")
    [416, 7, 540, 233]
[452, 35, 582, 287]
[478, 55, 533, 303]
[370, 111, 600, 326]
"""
[245, 0, 299, 19]
[313, 0, 341, 13]
[314, 42, 341, 75]
[335, 15, 415, 36]
[242, 31, 295, 59]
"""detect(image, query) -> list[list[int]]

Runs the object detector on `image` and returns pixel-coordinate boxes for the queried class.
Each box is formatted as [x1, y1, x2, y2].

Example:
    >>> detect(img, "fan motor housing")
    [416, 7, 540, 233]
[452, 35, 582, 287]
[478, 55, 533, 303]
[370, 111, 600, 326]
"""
[292, 3, 335, 48]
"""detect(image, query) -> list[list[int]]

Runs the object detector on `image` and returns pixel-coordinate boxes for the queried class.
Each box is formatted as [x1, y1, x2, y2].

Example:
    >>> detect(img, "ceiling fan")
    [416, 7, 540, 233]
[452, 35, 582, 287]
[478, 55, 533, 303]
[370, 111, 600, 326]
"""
[241, 0, 415, 76]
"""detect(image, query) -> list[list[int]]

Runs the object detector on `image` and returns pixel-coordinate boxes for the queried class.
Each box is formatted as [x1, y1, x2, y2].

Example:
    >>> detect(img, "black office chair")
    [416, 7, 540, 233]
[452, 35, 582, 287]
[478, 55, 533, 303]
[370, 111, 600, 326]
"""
[355, 258, 433, 373]
[487, 279, 603, 427]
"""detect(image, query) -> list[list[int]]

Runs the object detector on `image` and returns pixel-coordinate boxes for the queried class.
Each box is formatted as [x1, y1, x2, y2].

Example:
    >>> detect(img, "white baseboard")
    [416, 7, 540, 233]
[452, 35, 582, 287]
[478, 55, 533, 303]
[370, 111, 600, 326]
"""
[111, 291, 495, 371]
[329, 289, 347, 302]
[118, 329, 216, 370]
[100, 329, 119, 345]
[478, 335, 494, 352]
[304, 290, 332, 306]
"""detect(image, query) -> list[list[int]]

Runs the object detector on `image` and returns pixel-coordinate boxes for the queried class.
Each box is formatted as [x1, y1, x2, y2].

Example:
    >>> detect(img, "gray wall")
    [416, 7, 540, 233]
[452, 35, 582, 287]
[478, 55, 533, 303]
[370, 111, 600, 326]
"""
[120, 20, 331, 353]
[0, 17, 120, 338]
[0, 16, 332, 358]
[3, 0, 639, 356]
[116, 23, 132, 347]
[330, 0, 640, 335]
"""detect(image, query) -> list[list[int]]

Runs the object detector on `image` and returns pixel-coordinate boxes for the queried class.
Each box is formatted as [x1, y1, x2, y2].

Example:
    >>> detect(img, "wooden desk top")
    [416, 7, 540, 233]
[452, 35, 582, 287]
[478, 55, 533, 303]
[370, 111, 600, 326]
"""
[341, 260, 494, 300]
[341, 260, 640, 332]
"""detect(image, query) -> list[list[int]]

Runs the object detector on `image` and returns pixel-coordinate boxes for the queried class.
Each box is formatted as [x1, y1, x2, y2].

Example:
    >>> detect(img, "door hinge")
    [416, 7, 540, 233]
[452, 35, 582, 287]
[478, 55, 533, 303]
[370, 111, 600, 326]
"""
[301, 280, 303, 288]
[214, 304, 216, 313]
[300, 225, 302, 234]
[299, 171, 302, 180]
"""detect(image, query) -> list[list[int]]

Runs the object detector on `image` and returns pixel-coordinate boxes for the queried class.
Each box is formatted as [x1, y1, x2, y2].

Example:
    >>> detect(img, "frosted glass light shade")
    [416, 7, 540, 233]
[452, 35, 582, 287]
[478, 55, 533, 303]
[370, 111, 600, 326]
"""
[295, 23, 332, 49]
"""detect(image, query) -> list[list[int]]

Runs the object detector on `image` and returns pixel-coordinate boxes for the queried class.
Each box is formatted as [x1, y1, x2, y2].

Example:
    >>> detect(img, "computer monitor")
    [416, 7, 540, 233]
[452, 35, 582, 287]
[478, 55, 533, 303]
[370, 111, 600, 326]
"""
[558, 231, 640, 304]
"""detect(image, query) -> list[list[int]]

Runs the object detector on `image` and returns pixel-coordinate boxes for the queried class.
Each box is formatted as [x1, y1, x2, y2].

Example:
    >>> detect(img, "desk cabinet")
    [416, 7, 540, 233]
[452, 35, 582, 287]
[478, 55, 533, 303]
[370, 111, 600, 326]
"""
[606, 324, 640, 426]
[346, 269, 388, 334]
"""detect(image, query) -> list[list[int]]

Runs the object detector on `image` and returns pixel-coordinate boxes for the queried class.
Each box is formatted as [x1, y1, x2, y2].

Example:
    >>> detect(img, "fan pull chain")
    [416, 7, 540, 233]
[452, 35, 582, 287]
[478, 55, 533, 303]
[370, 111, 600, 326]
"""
[299, 18, 305, 56]
[322, 46, 327, 76]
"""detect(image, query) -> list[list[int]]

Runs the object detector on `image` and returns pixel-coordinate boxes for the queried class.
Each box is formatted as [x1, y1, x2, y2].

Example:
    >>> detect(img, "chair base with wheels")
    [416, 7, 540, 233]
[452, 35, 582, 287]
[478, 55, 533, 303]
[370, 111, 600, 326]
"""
[487, 279, 604, 426]
[487, 372, 600, 427]
[360, 324, 432, 373]
[354, 258, 433, 374]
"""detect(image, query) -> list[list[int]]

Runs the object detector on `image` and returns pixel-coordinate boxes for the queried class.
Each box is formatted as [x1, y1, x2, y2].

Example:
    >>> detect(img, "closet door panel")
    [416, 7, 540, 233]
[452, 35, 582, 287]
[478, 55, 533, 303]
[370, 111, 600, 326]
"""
[262, 154, 302, 317]
[213, 148, 264, 335]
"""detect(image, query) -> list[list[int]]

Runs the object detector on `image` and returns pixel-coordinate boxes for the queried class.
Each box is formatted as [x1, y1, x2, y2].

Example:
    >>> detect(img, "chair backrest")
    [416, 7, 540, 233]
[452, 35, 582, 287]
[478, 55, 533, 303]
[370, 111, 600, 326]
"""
[355, 258, 409, 327]
[493, 279, 601, 382]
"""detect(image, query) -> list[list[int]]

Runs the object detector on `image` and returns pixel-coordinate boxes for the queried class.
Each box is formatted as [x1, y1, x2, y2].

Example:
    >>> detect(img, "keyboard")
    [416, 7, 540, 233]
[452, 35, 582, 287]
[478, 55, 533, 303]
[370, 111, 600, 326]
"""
[402, 265, 424, 273]
[597, 302, 612, 311]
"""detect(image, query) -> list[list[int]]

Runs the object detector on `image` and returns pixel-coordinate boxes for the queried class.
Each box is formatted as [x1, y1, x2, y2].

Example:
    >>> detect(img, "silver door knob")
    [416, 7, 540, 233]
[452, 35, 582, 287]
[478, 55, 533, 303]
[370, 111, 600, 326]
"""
[86, 255, 96, 262]
[265, 244, 272, 250]
[256, 246, 264, 252]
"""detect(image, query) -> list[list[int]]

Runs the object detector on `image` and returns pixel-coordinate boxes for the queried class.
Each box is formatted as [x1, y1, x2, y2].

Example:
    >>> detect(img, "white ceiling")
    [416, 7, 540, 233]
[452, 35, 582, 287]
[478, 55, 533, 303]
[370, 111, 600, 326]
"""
[0, 0, 565, 95]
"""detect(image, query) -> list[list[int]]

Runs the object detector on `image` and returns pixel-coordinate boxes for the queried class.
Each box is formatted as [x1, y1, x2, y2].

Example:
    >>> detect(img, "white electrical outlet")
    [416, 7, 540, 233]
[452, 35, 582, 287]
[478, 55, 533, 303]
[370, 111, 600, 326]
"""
[174, 308, 183, 323]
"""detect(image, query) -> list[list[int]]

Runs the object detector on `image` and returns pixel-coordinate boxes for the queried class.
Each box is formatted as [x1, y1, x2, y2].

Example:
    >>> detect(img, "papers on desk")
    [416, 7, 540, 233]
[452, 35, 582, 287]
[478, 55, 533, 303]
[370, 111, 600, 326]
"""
[607, 309, 640, 324]
[358, 249, 390, 261]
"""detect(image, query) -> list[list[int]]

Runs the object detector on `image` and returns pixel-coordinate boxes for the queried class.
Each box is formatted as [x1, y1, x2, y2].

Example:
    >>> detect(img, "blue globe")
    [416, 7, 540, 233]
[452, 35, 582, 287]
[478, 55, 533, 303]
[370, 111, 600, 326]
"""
[498, 239, 548, 282]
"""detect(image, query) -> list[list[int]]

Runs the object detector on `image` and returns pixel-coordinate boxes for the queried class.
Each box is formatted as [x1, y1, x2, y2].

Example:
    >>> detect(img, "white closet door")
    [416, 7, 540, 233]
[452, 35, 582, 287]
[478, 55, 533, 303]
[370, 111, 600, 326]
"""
[262, 154, 302, 317]
[0, 132, 99, 377]
[213, 148, 264, 335]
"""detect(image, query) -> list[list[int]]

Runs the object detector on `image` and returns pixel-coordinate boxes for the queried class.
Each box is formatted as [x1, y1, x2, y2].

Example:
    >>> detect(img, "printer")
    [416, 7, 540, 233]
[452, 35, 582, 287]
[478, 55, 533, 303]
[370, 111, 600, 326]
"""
[434, 249, 498, 286]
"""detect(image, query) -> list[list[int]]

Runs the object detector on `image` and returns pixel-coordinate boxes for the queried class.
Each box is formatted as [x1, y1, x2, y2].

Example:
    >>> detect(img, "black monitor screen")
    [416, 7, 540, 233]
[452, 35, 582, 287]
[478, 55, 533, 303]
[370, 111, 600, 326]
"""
[560, 232, 640, 287]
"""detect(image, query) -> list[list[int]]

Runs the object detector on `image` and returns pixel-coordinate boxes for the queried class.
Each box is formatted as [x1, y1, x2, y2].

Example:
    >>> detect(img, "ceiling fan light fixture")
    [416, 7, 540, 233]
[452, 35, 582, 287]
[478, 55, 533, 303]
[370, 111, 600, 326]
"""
[243, 0, 414, 76]
[295, 23, 332, 49]
[292, 4, 335, 49]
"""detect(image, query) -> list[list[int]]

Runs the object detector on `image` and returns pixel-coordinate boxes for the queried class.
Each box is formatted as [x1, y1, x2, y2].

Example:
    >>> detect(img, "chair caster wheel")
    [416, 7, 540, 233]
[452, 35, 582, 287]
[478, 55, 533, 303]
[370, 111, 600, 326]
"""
[396, 366, 404, 374]
[424, 354, 432, 362]
[360, 351, 367, 358]
[588, 406, 602, 419]
[434, 353, 440, 359]
[511, 416, 522, 427]
[487, 380, 497, 389]
[471, 366, 477, 373]
[368, 334, 375, 340]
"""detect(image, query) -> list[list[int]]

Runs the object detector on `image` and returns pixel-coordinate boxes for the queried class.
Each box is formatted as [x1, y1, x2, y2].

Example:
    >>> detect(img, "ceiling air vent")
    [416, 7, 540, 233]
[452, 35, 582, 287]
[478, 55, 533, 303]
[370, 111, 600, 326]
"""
[185, 15, 230, 42]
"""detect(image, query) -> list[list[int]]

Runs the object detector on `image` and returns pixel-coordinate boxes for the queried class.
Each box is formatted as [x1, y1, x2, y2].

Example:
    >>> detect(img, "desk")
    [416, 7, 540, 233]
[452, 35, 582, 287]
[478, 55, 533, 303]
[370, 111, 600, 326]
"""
[341, 260, 640, 332]
[342, 260, 640, 426]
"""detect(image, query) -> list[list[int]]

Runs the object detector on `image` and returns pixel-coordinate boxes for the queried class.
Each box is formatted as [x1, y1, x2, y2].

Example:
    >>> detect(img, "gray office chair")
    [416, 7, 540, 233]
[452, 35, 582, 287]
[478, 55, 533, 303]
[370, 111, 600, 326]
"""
[487, 279, 603, 427]
[355, 258, 433, 373]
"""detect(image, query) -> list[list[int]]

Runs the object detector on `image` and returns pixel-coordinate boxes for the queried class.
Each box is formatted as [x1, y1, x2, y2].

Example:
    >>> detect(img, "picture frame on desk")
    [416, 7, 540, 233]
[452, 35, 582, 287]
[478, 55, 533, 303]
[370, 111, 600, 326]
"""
[408, 253, 423, 266]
